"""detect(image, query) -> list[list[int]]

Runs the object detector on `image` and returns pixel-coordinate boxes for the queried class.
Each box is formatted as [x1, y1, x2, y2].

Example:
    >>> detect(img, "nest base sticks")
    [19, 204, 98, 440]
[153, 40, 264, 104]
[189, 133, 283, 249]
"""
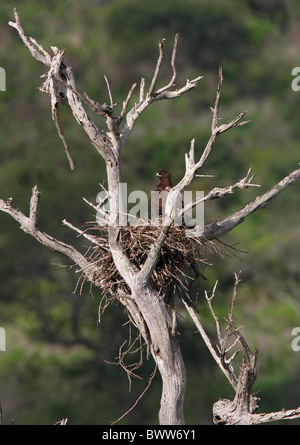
[84, 223, 211, 303]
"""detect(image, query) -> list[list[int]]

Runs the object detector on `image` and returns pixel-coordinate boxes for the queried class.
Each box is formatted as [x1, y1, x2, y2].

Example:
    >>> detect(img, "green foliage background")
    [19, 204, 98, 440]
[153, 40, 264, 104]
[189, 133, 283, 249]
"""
[0, 0, 300, 425]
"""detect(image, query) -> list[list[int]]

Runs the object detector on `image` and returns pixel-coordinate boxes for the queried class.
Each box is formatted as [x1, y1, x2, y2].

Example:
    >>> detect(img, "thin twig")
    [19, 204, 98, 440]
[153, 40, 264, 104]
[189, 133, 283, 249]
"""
[118, 82, 137, 123]
[29, 185, 40, 231]
[111, 363, 157, 425]
[104, 75, 114, 108]
[51, 92, 74, 170]
[147, 38, 165, 97]
[8, 9, 51, 66]
[139, 77, 145, 102]
[156, 33, 180, 94]
[211, 66, 223, 132]
[62, 219, 110, 251]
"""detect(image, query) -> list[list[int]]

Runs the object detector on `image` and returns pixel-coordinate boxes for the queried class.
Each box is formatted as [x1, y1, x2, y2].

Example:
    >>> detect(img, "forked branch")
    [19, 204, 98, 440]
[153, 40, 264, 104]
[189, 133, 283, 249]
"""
[0, 186, 100, 285]
[202, 166, 300, 241]
[9, 9, 114, 165]
[175, 67, 250, 194]
[120, 35, 203, 145]
[179, 167, 260, 218]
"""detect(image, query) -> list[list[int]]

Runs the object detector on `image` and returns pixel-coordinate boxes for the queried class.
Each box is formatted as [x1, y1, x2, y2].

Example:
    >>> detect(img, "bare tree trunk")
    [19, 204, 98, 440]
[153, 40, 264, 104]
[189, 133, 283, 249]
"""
[106, 149, 186, 424]
[130, 283, 186, 424]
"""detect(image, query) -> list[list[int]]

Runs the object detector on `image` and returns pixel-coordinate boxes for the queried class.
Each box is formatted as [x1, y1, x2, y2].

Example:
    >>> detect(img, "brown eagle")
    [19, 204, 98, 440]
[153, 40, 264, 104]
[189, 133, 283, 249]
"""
[151, 170, 195, 228]
[150, 170, 173, 220]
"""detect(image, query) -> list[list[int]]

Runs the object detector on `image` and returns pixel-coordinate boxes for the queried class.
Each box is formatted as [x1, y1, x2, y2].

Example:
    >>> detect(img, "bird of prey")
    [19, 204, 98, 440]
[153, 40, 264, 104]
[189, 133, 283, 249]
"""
[155, 169, 173, 192]
[151, 170, 173, 221]
[151, 169, 196, 228]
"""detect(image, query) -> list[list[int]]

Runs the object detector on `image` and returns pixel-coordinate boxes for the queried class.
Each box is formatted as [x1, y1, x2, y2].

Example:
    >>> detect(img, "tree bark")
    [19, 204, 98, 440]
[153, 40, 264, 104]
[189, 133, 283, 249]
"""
[130, 283, 186, 425]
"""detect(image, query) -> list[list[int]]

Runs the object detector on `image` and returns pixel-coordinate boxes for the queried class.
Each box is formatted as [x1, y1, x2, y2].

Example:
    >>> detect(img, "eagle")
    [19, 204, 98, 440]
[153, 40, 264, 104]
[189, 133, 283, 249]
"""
[151, 169, 195, 228]
[151, 170, 173, 221]
[155, 169, 173, 193]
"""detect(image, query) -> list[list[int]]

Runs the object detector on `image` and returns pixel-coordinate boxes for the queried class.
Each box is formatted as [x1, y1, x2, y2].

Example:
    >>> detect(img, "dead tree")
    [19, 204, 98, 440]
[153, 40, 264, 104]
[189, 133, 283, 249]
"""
[1, 10, 300, 424]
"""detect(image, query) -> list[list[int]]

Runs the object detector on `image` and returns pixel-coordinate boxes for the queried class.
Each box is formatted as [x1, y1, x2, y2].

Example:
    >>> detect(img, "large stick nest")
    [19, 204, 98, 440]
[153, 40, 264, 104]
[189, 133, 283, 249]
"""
[84, 223, 213, 304]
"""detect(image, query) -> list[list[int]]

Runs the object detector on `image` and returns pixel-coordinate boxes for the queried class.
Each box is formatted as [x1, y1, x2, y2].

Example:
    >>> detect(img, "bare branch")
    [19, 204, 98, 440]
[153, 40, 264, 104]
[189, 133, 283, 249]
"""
[147, 38, 166, 97]
[120, 57, 203, 145]
[64, 66, 114, 160]
[29, 185, 40, 231]
[8, 9, 51, 66]
[252, 406, 300, 424]
[173, 72, 249, 197]
[182, 297, 238, 389]
[197, 111, 249, 170]
[111, 363, 157, 425]
[54, 418, 68, 425]
[52, 100, 74, 170]
[211, 66, 223, 132]
[137, 222, 171, 283]
[82, 197, 109, 221]
[154, 76, 204, 101]
[62, 219, 109, 252]
[118, 82, 137, 123]
[184, 272, 259, 405]
[46, 56, 75, 169]
[41, 48, 75, 169]
[222, 271, 241, 351]
[139, 77, 145, 102]
[54, 76, 114, 118]
[156, 33, 180, 94]
[213, 364, 300, 425]
[0, 188, 99, 284]
[189, 273, 300, 425]
[9, 11, 113, 163]
[104, 75, 114, 108]
[202, 166, 300, 241]
[204, 282, 221, 342]
[179, 168, 260, 218]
